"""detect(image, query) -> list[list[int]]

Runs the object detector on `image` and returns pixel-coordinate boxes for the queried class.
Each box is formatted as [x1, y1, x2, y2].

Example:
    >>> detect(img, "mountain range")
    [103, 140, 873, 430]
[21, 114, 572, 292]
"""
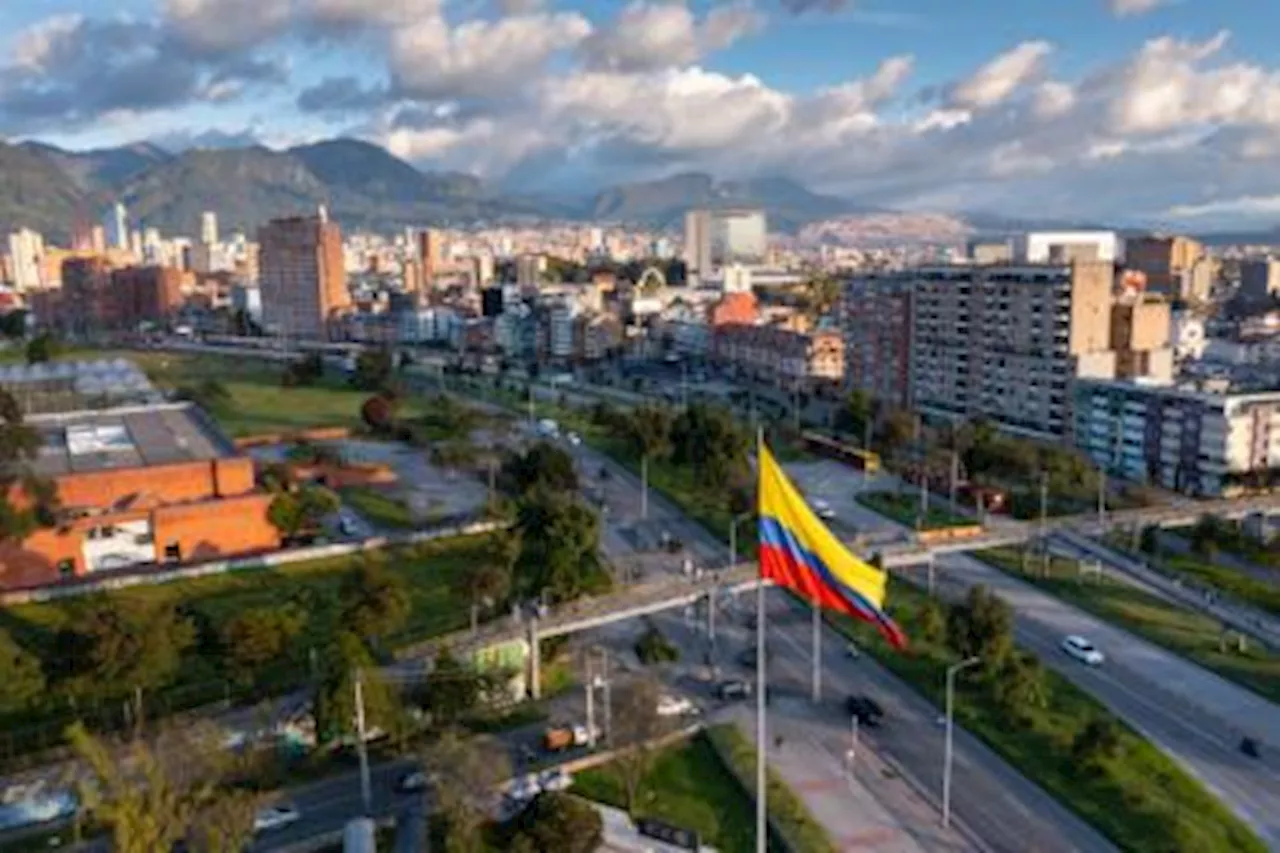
[0, 136, 874, 243]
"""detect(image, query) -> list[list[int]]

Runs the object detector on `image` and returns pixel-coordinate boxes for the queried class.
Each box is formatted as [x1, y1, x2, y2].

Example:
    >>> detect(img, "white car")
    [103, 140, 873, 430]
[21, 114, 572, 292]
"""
[656, 694, 698, 717]
[253, 804, 301, 833]
[811, 498, 836, 521]
[566, 431, 582, 446]
[1061, 635, 1104, 666]
[503, 773, 542, 802]
[538, 768, 573, 792]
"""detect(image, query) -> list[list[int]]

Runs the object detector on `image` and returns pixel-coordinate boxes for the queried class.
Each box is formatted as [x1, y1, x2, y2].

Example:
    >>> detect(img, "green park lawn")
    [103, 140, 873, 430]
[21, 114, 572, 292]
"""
[829, 578, 1265, 853]
[571, 731, 760, 853]
[1161, 554, 1280, 617]
[855, 490, 974, 530]
[976, 546, 1280, 704]
[0, 533, 493, 754]
[341, 485, 418, 530]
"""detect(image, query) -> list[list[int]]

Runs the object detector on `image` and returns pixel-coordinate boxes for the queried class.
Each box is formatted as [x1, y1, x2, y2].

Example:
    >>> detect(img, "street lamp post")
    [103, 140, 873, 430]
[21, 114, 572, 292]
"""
[943, 656, 981, 828]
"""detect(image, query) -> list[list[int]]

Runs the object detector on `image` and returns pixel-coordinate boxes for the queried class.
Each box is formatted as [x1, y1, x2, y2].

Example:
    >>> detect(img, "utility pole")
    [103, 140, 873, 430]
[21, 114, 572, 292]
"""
[641, 454, 649, 520]
[600, 649, 613, 750]
[943, 657, 980, 828]
[1039, 471, 1050, 575]
[354, 670, 372, 816]
[848, 715, 860, 773]
[585, 655, 597, 749]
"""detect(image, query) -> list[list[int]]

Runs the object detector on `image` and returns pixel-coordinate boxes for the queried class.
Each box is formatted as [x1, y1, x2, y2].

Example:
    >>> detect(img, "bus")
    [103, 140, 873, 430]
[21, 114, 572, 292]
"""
[802, 432, 882, 473]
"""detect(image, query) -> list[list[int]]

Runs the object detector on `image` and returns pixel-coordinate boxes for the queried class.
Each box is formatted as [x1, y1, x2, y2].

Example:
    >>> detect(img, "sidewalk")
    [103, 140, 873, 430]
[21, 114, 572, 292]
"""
[722, 706, 978, 853]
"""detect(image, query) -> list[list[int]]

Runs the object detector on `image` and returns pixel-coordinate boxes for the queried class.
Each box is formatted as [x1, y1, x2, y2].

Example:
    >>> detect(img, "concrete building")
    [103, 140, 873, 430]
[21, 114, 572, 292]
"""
[1110, 296, 1173, 382]
[1018, 231, 1120, 264]
[1240, 258, 1280, 303]
[103, 203, 129, 251]
[1074, 380, 1280, 496]
[885, 262, 1116, 438]
[1125, 235, 1204, 297]
[201, 211, 219, 246]
[7, 229, 45, 291]
[258, 214, 348, 339]
[684, 210, 713, 285]
[713, 324, 844, 389]
[968, 240, 1014, 264]
[418, 229, 442, 294]
[0, 400, 279, 590]
[1171, 310, 1207, 361]
[842, 275, 914, 409]
[711, 209, 767, 265]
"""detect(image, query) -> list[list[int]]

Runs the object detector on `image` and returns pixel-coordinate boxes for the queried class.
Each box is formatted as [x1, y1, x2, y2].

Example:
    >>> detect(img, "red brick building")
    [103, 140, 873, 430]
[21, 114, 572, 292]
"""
[0, 403, 280, 591]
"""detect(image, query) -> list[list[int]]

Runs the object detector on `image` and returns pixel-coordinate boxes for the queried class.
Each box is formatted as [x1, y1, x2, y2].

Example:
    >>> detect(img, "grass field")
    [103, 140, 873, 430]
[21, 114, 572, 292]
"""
[341, 486, 417, 529]
[856, 491, 974, 530]
[571, 732, 759, 853]
[829, 578, 1266, 853]
[1161, 554, 1280, 617]
[976, 547, 1280, 704]
[0, 533, 493, 757]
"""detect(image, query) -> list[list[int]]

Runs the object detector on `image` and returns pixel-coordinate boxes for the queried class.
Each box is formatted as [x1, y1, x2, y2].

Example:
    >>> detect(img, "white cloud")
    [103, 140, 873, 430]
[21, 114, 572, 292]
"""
[1163, 194, 1280, 219]
[162, 0, 293, 52]
[951, 41, 1053, 109]
[580, 1, 761, 73]
[9, 14, 83, 71]
[390, 10, 592, 99]
[1032, 80, 1076, 118]
[1108, 0, 1168, 18]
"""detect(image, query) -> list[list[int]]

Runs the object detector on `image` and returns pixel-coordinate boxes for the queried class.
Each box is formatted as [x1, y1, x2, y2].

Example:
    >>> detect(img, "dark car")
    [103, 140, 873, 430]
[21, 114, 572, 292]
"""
[395, 770, 433, 793]
[716, 679, 752, 701]
[845, 695, 885, 727]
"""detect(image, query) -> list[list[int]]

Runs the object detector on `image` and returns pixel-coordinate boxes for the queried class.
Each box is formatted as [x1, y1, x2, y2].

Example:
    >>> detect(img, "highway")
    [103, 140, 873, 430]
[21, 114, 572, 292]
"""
[788, 461, 1280, 848]
[575, 443, 1115, 853]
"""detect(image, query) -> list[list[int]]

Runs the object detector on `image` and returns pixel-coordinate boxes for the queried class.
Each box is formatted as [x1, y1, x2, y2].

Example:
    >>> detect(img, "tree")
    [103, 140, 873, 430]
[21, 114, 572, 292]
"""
[945, 585, 1014, 672]
[992, 651, 1050, 722]
[0, 388, 52, 545]
[802, 276, 842, 319]
[841, 389, 875, 441]
[502, 792, 604, 853]
[634, 623, 679, 665]
[313, 631, 403, 745]
[360, 392, 399, 433]
[24, 333, 58, 365]
[1071, 718, 1121, 773]
[513, 490, 605, 602]
[67, 721, 257, 853]
[1138, 525, 1159, 555]
[65, 598, 195, 696]
[670, 404, 749, 490]
[454, 543, 512, 633]
[267, 483, 339, 541]
[0, 309, 27, 339]
[877, 408, 917, 457]
[351, 347, 394, 391]
[500, 442, 578, 498]
[0, 628, 44, 714]
[340, 557, 411, 643]
[914, 599, 947, 645]
[282, 352, 324, 387]
[624, 405, 672, 462]
[220, 605, 307, 684]
[610, 677, 667, 812]
[424, 729, 512, 852]
[421, 648, 486, 725]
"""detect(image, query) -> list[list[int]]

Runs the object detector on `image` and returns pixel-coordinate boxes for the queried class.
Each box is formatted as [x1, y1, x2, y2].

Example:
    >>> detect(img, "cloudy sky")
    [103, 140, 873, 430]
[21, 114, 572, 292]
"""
[2, 0, 1279, 227]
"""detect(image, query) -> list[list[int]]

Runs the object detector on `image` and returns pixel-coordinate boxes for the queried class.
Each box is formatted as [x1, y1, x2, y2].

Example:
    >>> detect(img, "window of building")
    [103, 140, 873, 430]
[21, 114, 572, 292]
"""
[164, 541, 182, 561]
[56, 559, 75, 578]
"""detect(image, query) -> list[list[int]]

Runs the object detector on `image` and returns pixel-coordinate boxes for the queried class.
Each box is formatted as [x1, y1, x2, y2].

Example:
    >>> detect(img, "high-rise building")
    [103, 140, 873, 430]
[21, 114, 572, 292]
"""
[418, 229, 442, 290]
[7, 228, 45, 291]
[201, 211, 219, 246]
[711, 209, 767, 265]
[853, 262, 1117, 438]
[1240, 258, 1280, 302]
[1017, 231, 1119, 264]
[841, 276, 914, 409]
[684, 210, 712, 285]
[103, 203, 129, 250]
[1125, 235, 1203, 297]
[258, 214, 348, 339]
[1109, 295, 1173, 382]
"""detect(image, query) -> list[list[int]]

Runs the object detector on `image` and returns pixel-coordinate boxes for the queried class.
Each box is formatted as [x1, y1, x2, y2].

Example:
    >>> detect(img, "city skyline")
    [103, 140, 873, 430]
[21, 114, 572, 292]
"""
[3, 1, 1280, 227]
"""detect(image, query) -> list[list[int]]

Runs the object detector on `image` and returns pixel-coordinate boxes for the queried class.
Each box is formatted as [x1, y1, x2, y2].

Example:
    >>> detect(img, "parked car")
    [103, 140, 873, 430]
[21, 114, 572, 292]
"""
[539, 768, 573, 792]
[716, 679, 752, 701]
[656, 694, 697, 717]
[811, 498, 837, 521]
[253, 804, 301, 833]
[844, 695, 885, 727]
[1061, 635, 1104, 666]
[503, 773, 542, 802]
[395, 770, 432, 793]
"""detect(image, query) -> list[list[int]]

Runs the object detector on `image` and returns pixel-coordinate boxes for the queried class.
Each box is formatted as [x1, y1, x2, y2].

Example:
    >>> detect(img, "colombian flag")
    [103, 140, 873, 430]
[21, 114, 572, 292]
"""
[758, 442, 907, 649]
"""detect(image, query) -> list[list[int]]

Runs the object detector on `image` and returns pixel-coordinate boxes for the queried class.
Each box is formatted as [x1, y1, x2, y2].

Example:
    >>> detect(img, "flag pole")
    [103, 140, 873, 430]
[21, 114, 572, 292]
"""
[755, 428, 768, 853]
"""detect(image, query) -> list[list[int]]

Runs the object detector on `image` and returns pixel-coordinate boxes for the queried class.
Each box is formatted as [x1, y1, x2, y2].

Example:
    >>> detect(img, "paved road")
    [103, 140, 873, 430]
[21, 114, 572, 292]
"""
[786, 462, 1280, 848]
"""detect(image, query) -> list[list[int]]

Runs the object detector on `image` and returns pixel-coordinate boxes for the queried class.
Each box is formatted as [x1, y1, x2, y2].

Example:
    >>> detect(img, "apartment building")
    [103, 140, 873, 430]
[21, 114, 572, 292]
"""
[1125, 235, 1204, 297]
[1110, 295, 1173, 382]
[1241, 258, 1280, 303]
[1074, 380, 1280, 496]
[841, 276, 913, 408]
[258, 213, 348, 339]
[849, 262, 1115, 438]
[713, 324, 844, 389]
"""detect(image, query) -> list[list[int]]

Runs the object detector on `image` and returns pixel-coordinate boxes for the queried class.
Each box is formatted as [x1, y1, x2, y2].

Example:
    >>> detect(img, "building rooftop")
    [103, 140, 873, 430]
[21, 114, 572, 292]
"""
[26, 402, 235, 478]
[0, 358, 160, 415]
